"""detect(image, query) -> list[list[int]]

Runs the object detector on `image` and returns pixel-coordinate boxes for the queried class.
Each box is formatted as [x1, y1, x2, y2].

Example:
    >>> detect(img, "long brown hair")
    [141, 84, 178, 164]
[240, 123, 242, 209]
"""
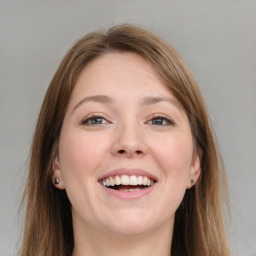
[20, 24, 231, 256]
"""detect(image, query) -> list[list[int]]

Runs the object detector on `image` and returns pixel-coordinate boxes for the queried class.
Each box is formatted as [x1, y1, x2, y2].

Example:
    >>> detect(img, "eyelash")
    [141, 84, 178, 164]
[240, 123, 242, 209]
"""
[81, 114, 175, 126]
[148, 115, 175, 126]
[81, 115, 109, 125]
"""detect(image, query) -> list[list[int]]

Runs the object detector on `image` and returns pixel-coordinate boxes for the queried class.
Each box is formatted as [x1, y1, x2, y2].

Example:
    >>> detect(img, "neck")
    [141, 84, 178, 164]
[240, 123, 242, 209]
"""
[72, 219, 173, 256]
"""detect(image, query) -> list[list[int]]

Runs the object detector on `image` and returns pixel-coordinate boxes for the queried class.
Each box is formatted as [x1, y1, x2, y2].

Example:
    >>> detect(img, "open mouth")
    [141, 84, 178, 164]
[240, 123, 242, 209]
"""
[100, 175, 156, 192]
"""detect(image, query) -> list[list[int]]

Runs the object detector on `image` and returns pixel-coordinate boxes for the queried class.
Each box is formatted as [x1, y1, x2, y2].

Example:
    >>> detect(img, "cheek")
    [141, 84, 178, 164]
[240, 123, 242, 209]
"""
[57, 131, 110, 215]
[142, 135, 194, 224]
[153, 136, 193, 173]
[154, 137, 193, 209]
[58, 131, 109, 182]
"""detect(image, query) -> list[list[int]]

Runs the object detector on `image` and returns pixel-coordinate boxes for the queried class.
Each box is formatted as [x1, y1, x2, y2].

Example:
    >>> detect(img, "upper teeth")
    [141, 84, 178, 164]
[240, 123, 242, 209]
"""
[102, 175, 154, 187]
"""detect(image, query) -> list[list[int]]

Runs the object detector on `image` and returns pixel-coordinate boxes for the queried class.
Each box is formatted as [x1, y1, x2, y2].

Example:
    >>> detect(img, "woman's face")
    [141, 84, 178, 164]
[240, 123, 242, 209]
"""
[53, 52, 200, 236]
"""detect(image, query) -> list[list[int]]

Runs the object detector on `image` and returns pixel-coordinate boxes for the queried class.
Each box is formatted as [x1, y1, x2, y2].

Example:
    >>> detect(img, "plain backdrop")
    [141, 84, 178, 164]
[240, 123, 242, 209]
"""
[0, 1, 255, 255]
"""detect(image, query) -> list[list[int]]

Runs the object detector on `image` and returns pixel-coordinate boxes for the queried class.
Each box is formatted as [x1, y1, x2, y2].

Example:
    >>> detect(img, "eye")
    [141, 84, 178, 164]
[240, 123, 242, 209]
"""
[148, 115, 175, 126]
[81, 115, 109, 125]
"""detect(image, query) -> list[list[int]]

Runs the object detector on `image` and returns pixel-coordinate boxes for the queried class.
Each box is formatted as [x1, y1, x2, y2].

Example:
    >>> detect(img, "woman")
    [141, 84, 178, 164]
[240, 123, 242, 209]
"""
[20, 24, 231, 256]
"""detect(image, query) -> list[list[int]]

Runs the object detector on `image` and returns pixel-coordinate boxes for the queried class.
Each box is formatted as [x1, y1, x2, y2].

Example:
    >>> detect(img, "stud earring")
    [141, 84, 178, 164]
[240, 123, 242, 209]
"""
[190, 179, 195, 184]
[54, 177, 60, 185]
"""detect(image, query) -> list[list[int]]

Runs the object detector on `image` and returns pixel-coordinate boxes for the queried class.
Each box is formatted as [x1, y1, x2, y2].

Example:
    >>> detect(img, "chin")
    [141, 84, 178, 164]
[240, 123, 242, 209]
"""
[100, 209, 160, 236]
[106, 222, 152, 236]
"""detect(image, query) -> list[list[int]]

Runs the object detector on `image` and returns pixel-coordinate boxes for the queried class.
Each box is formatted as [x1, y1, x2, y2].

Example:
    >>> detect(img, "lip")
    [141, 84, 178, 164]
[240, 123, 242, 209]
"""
[101, 184, 155, 200]
[98, 168, 157, 200]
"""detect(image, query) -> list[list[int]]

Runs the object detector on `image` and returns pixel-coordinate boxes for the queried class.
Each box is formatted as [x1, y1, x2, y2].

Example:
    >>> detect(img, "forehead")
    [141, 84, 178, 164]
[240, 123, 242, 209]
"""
[71, 51, 174, 100]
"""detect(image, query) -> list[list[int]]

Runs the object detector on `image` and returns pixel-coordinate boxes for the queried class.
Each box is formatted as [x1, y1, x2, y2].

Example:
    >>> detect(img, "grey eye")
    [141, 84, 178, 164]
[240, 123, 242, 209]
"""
[82, 115, 108, 125]
[149, 116, 174, 126]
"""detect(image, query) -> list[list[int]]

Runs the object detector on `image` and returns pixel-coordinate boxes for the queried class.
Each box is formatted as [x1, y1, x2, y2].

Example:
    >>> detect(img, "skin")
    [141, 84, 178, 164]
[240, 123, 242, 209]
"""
[53, 52, 201, 256]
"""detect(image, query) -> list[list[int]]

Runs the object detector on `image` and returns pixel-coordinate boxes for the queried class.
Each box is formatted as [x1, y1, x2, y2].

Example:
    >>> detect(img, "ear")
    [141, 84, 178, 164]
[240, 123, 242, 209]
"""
[187, 150, 201, 189]
[52, 156, 65, 190]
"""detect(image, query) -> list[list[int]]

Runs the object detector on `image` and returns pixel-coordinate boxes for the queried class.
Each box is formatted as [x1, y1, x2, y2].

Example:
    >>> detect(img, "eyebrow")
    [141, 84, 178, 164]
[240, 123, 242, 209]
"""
[72, 95, 114, 113]
[72, 94, 181, 113]
[142, 96, 183, 117]
[141, 96, 179, 107]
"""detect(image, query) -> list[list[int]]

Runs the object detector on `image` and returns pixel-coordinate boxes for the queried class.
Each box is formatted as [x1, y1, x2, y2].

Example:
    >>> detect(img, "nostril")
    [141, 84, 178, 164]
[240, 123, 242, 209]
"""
[116, 149, 144, 156]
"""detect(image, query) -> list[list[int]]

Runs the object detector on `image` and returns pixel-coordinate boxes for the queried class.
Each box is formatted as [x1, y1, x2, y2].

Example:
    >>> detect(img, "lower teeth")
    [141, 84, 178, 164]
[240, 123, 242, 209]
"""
[105, 184, 152, 191]
[119, 188, 141, 192]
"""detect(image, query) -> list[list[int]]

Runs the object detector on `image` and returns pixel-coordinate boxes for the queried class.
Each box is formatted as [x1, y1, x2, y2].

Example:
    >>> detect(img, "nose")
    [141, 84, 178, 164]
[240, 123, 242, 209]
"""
[111, 122, 147, 158]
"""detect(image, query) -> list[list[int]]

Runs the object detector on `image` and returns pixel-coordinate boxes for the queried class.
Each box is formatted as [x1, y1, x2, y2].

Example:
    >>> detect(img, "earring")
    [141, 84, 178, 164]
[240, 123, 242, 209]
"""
[54, 177, 60, 185]
[190, 179, 195, 184]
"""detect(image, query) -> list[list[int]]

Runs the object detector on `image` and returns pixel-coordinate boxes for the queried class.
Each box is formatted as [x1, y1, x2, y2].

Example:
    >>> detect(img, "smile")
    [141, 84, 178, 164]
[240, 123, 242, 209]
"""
[101, 175, 155, 191]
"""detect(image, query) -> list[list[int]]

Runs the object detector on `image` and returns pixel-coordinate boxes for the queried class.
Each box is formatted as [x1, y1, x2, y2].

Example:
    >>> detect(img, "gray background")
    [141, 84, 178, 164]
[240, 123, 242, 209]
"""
[0, 0, 255, 255]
